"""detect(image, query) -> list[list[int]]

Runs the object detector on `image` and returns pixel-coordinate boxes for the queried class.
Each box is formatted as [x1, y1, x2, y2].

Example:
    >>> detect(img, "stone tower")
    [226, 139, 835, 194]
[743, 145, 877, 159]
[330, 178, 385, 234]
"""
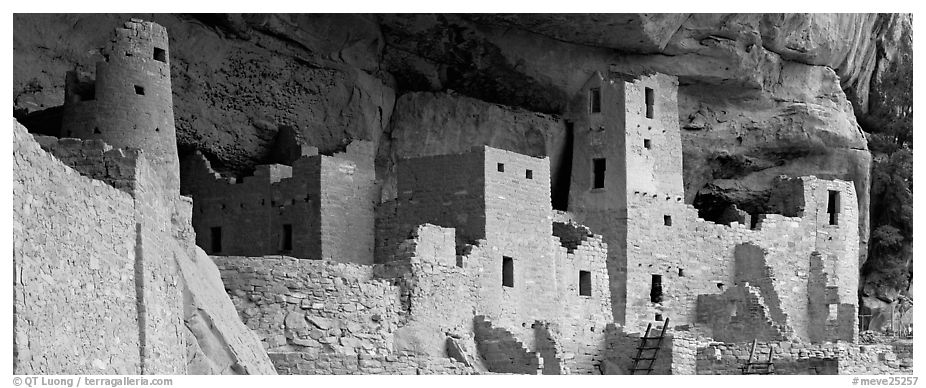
[61, 19, 179, 194]
[566, 71, 682, 324]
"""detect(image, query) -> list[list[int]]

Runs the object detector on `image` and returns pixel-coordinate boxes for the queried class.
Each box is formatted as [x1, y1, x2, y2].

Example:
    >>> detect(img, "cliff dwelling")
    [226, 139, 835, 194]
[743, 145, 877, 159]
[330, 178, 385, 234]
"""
[12, 14, 913, 377]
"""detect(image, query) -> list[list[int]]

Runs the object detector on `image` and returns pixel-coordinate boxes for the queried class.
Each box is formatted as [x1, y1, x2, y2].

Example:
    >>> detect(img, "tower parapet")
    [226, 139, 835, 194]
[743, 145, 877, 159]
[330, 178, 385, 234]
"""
[60, 19, 179, 194]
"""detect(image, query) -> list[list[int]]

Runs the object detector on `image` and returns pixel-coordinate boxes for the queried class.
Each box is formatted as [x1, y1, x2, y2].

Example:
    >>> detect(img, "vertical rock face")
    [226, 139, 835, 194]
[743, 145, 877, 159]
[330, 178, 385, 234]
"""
[13, 13, 913, 297]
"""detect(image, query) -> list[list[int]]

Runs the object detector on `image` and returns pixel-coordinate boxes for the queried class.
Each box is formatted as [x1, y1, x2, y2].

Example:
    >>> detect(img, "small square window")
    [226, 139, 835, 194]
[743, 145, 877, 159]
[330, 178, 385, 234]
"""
[525, 169, 533, 179]
[644, 139, 652, 149]
[655, 313, 663, 321]
[134, 85, 145, 95]
[664, 215, 672, 226]
[497, 163, 505, 172]
[153, 47, 167, 63]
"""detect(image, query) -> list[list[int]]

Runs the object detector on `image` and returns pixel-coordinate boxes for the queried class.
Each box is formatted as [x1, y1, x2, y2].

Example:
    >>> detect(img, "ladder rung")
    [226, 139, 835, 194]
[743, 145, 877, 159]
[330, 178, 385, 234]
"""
[637, 346, 661, 350]
[634, 357, 657, 361]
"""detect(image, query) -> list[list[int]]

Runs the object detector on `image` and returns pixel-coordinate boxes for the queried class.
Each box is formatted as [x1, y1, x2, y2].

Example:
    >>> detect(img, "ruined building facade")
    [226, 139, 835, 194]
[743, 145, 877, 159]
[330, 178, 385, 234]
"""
[183, 141, 376, 264]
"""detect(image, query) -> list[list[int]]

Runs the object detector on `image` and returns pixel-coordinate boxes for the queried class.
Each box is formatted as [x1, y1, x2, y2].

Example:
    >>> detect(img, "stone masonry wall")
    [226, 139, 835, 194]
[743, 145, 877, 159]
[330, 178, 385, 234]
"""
[696, 284, 789, 343]
[214, 254, 476, 374]
[696, 340, 913, 375]
[214, 257, 401, 356]
[620, 176, 859, 342]
[36, 131, 187, 373]
[16, 121, 275, 374]
[14, 122, 142, 374]
[61, 19, 179, 193]
[188, 140, 375, 264]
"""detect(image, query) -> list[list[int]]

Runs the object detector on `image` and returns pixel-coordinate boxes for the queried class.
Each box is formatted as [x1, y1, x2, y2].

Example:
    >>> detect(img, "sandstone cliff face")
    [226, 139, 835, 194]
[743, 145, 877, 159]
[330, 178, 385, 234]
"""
[13, 13, 913, 298]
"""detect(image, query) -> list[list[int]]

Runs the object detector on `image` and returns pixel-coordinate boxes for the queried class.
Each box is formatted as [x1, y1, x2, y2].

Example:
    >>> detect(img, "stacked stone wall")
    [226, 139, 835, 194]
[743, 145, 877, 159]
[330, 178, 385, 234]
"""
[270, 352, 473, 375]
[188, 140, 375, 264]
[695, 340, 913, 375]
[14, 123, 142, 374]
[60, 19, 179, 192]
[214, 254, 480, 374]
[214, 257, 400, 356]
[620, 176, 859, 342]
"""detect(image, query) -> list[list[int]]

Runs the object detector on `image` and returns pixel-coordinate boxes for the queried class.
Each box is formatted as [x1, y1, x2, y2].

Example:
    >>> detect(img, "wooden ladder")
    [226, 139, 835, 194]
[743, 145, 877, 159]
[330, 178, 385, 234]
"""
[629, 318, 669, 375]
[741, 339, 775, 375]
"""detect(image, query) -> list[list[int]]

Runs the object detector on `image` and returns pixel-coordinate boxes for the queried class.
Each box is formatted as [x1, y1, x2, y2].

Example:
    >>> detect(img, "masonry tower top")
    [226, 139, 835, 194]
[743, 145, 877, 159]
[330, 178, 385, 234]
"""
[60, 19, 179, 193]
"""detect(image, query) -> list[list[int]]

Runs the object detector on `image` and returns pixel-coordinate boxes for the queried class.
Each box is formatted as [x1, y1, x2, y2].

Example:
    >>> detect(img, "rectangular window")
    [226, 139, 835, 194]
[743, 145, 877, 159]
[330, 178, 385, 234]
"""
[153, 47, 167, 63]
[502, 256, 514, 287]
[497, 163, 505, 172]
[134, 85, 145, 95]
[664, 215, 672, 226]
[210, 227, 222, 253]
[592, 158, 606, 189]
[525, 169, 533, 179]
[589, 88, 601, 113]
[644, 139, 652, 149]
[281, 224, 293, 251]
[645, 87, 654, 118]
[650, 274, 663, 303]
[579, 270, 592, 296]
[827, 190, 840, 225]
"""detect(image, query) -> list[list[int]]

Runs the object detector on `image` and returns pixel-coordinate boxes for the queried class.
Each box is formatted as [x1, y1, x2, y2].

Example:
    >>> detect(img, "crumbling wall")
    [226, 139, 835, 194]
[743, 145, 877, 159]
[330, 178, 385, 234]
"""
[382, 225, 478, 355]
[214, 254, 477, 374]
[215, 257, 400, 356]
[696, 340, 913, 375]
[270, 352, 473, 375]
[14, 123, 142, 374]
[473, 316, 540, 374]
[620, 176, 860, 342]
[555, 234, 612, 374]
[188, 141, 375, 264]
[696, 284, 789, 343]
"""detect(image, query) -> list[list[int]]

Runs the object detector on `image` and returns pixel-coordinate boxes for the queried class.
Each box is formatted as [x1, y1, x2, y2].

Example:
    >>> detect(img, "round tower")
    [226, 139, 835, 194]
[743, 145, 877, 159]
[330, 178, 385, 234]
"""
[61, 19, 179, 194]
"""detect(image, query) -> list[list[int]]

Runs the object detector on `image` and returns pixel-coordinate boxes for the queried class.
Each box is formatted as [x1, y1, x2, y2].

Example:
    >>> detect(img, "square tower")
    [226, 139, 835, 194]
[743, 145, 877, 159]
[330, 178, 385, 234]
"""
[565, 71, 683, 324]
